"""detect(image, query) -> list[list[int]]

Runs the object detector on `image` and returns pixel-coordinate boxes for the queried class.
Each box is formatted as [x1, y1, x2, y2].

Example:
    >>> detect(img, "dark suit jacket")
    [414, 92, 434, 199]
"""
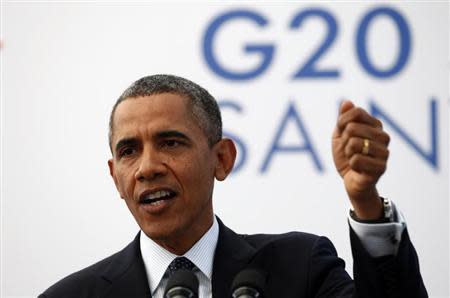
[39, 218, 427, 297]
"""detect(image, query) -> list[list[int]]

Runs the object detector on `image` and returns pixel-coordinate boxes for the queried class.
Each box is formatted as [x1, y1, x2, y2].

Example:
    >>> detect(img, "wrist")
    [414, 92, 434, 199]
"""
[350, 197, 395, 223]
[350, 189, 384, 220]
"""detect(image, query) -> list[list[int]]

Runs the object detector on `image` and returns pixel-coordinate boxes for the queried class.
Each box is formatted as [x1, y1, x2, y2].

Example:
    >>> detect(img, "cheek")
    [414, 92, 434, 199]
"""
[116, 168, 136, 198]
[182, 158, 215, 194]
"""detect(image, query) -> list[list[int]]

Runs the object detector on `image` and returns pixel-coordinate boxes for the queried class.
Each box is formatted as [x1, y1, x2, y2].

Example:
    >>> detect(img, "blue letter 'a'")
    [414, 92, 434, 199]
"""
[369, 98, 438, 170]
[260, 102, 324, 173]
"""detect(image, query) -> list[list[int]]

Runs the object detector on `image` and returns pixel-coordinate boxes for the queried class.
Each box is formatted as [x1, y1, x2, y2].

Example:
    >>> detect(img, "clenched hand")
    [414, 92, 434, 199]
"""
[332, 100, 390, 220]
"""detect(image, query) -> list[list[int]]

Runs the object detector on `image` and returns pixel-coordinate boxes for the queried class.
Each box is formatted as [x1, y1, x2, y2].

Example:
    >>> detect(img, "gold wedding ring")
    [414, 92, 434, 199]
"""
[362, 139, 370, 155]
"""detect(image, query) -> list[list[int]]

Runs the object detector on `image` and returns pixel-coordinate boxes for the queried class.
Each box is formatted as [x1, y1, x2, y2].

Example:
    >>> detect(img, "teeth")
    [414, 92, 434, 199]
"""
[148, 190, 171, 200]
[139, 189, 175, 204]
[150, 200, 164, 206]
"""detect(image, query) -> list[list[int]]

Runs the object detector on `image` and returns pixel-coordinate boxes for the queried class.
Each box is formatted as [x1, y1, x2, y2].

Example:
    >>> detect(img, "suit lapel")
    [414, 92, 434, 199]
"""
[212, 218, 257, 298]
[98, 220, 257, 298]
[100, 232, 152, 298]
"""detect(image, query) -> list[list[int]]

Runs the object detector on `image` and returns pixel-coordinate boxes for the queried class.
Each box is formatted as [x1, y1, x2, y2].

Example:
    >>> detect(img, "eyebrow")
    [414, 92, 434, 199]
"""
[114, 130, 191, 153]
[156, 130, 191, 142]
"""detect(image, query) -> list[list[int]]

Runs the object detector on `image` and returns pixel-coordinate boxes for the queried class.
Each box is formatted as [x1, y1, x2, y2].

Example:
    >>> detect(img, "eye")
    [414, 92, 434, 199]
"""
[119, 147, 136, 157]
[163, 139, 182, 148]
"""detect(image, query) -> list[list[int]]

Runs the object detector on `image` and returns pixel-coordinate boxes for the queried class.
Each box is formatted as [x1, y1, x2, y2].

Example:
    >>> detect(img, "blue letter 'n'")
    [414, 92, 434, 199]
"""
[369, 98, 438, 170]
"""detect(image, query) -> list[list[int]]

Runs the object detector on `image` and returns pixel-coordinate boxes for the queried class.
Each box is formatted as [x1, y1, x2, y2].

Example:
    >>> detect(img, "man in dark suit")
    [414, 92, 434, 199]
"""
[40, 74, 427, 297]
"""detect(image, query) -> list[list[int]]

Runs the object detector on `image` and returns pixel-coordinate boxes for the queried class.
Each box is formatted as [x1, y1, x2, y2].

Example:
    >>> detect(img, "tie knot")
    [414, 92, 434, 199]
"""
[168, 257, 196, 275]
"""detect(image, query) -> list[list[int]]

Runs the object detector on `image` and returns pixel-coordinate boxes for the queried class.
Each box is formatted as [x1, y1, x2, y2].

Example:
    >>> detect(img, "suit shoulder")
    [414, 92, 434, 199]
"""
[237, 231, 340, 281]
[242, 231, 324, 252]
[40, 251, 117, 297]
[40, 238, 138, 298]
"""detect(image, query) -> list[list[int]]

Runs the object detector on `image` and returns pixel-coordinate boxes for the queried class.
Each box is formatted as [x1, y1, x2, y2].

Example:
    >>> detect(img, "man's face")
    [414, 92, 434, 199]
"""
[108, 93, 233, 254]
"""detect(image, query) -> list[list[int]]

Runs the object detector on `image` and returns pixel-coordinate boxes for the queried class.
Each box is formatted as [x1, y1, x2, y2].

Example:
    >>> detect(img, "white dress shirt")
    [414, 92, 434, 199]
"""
[140, 217, 219, 298]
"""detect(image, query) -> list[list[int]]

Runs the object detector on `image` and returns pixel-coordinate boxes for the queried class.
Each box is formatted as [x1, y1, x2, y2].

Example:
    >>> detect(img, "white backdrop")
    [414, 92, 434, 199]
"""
[1, 2, 449, 297]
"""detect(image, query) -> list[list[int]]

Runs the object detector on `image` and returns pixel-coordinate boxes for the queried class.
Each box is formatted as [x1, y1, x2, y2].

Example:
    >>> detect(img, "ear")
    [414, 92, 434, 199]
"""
[214, 138, 237, 181]
[108, 159, 125, 199]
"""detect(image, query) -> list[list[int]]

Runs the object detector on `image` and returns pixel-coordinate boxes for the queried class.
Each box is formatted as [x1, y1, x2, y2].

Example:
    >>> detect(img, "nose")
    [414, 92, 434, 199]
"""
[134, 147, 167, 182]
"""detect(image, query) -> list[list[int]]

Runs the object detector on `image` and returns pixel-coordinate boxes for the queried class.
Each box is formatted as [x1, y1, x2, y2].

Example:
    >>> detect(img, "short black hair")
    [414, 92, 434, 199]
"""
[108, 74, 222, 151]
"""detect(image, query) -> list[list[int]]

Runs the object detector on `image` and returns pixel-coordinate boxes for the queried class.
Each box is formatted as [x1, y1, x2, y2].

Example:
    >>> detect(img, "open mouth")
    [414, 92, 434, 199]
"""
[139, 190, 177, 206]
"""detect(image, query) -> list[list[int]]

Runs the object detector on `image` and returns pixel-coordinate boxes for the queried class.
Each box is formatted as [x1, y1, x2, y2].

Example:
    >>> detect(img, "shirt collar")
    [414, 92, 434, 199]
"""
[140, 217, 219, 294]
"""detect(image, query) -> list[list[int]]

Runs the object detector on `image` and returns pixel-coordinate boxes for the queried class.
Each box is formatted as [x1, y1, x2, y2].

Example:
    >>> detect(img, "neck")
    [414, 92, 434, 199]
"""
[155, 214, 214, 255]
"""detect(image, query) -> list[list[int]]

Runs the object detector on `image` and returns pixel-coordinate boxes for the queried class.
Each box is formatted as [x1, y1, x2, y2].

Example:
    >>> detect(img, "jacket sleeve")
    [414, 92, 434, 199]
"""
[307, 228, 427, 298]
[350, 227, 428, 298]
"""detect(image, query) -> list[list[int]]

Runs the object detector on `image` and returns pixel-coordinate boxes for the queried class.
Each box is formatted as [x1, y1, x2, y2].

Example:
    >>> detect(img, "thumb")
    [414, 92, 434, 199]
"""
[339, 100, 354, 116]
[334, 100, 355, 137]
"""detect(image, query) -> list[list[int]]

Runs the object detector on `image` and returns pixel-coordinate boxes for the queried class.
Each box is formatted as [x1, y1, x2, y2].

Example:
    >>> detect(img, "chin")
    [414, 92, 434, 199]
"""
[139, 220, 180, 241]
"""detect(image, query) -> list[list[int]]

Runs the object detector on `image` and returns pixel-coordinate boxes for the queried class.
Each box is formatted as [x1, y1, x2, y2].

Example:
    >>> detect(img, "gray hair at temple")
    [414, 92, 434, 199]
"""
[108, 74, 223, 152]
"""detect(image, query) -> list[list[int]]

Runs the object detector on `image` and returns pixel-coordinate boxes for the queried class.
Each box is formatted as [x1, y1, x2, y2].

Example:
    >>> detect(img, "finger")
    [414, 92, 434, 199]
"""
[341, 123, 390, 146]
[337, 106, 383, 133]
[349, 154, 387, 176]
[345, 137, 389, 159]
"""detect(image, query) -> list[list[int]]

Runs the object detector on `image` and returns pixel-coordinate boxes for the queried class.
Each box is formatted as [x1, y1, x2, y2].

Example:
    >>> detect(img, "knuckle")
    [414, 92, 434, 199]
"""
[346, 123, 357, 135]
[345, 145, 352, 157]
[348, 138, 359, 150]
[355, 107, 364, 117]
[384, 133, 391, 145]
[345, 138, 358, 157]
[375, 117, 383, 128]
[349, 154, 361, 168]
[342, 130, 350, 142]
[376, 130, 390, 145]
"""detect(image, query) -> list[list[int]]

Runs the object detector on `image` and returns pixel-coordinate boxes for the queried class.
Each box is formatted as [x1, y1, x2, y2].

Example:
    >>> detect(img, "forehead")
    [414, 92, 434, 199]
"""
[115, 93, 191, 120]
[111, 93, 200, 140]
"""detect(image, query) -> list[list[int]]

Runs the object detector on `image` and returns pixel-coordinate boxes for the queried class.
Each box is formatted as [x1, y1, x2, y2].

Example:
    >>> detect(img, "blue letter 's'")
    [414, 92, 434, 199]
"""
[219, 100, 247, 174]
